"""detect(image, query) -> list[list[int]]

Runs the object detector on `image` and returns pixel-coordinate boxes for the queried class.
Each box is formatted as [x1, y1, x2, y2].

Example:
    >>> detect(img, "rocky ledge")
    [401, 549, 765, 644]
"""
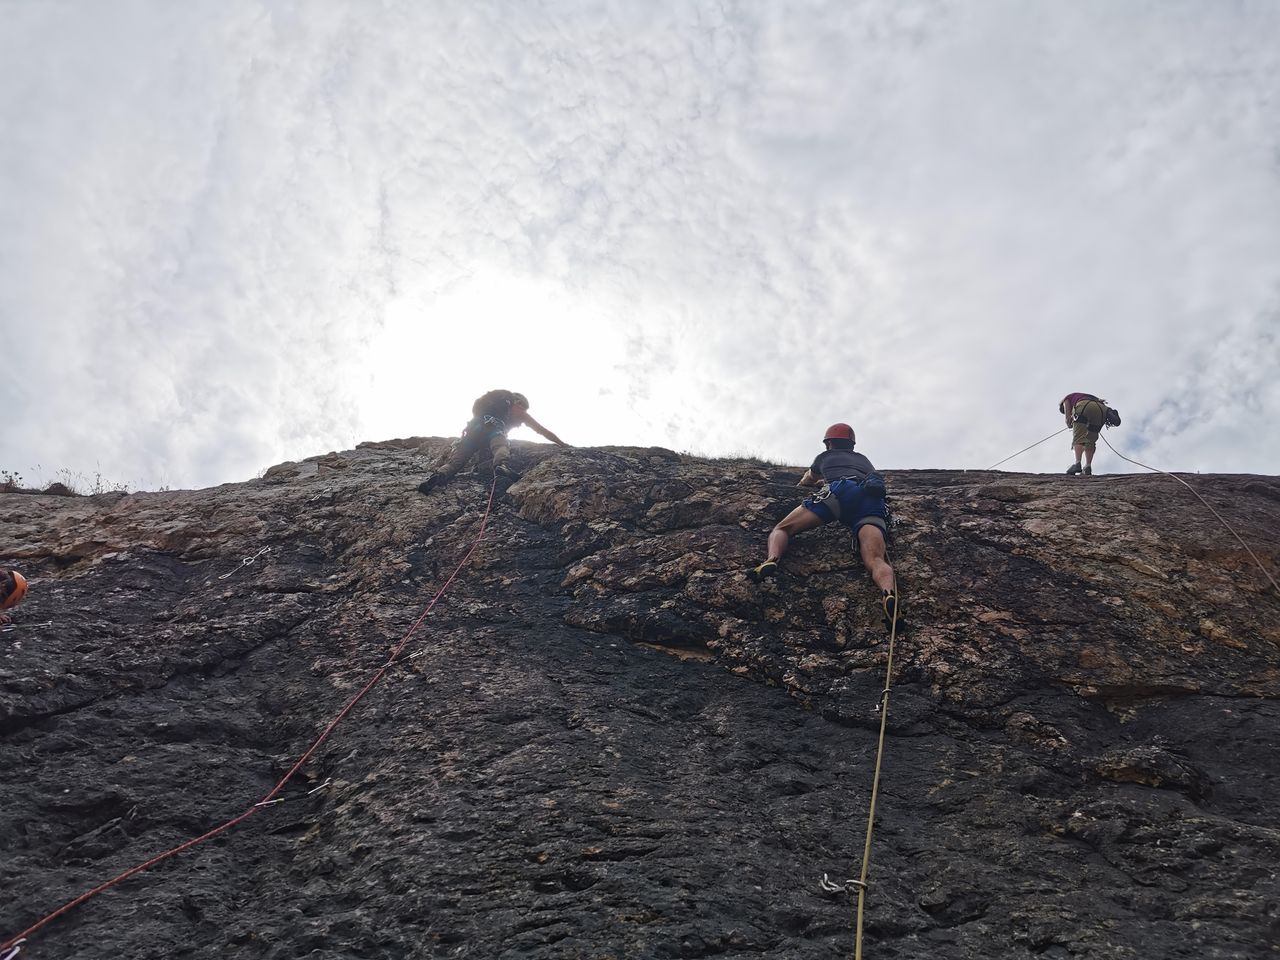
[2, 440, 1279, 959]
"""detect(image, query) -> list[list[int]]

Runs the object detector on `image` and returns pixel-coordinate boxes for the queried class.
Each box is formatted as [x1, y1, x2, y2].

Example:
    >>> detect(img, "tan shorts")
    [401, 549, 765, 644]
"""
[1071, 399, 1104, 448]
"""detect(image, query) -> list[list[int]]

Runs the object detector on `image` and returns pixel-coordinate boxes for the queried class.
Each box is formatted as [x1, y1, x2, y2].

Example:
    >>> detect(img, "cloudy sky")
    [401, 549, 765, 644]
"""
[2, 0, 1278, 490]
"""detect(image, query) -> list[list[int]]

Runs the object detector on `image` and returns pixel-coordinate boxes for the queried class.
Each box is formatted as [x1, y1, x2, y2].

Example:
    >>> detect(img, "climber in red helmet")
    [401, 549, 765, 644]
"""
[749, 423, 898, 626]
[0, 569, 28, 627]
[418, 390, 568, 495]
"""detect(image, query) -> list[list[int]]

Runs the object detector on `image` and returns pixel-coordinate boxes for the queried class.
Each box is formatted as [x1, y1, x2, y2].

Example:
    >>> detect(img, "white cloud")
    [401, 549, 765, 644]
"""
[2, 0, 1278, 489]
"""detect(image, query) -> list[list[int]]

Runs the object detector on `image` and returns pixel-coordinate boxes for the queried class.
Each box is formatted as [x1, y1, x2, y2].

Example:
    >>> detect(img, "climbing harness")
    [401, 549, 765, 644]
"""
[216, 546, 271, 581]
[821, 579, 902, 960]
[0, 480, 499, 955]
[984, 427, 1071, 471]
[1099, 435, 1279, 594]
[462, 415, 507, 440]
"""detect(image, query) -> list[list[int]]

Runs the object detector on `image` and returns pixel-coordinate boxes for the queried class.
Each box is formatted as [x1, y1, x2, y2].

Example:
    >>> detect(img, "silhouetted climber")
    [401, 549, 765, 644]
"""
[1059, 391, 1115, 476]
[418, 390, 567, 495]
[0, 569, 28, 627]
[749, 423, 897, 625]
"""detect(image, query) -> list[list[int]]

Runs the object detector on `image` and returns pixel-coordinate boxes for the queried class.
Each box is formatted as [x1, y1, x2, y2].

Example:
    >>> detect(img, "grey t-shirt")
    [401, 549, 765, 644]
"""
[810, 449, 875, 483]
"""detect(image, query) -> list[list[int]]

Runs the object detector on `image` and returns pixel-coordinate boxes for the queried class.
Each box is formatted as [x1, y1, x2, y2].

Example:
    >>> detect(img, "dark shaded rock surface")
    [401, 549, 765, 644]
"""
[2, 440, 1279, 959]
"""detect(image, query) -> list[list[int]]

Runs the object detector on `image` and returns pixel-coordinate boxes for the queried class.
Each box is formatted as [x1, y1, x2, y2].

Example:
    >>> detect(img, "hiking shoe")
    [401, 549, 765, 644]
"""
[493, 463, 523, 481]
[1066, 463, 1082, 476]
[417, 475, 440, 495]
[748, 559, 779, 582]
[1082, 466, 1092, 476]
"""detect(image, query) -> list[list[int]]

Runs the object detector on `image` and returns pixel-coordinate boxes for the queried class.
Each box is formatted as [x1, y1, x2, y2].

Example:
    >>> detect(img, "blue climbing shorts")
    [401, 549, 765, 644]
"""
[802, 477, 888, 535]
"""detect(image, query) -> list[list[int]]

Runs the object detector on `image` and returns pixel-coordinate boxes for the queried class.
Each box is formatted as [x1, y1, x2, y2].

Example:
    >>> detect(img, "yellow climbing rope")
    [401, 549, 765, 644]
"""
[853, 587, 901, 960]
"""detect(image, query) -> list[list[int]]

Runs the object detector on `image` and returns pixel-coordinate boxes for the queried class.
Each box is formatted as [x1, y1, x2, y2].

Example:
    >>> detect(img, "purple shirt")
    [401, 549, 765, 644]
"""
[1062, 392, 1098, 412]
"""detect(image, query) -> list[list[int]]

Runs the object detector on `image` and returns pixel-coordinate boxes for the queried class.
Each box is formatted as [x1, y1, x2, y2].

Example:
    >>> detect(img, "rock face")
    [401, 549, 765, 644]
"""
[2, 440, 1279, 960]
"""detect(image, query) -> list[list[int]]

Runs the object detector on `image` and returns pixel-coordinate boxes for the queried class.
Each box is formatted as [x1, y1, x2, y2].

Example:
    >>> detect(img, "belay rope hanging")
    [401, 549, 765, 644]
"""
[0, 482, 499, 955]
[822, 579, 903, 960]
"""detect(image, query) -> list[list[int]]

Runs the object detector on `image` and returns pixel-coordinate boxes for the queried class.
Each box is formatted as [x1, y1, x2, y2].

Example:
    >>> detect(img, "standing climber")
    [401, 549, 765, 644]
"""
[0, 569, 27, 627]
[418, 390, 568, 494]
[748, 424, 898, 625]
[1060, 392, 1111, 476]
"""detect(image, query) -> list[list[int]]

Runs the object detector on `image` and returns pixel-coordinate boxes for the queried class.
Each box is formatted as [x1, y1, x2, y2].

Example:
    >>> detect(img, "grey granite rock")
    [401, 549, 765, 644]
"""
[2, 441, 1278, 958]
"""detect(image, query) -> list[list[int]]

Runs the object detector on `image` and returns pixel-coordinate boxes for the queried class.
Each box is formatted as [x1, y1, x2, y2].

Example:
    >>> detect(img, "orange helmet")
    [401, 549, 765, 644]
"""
[823, 423, 856, 444]
[1, 570, 27, 610]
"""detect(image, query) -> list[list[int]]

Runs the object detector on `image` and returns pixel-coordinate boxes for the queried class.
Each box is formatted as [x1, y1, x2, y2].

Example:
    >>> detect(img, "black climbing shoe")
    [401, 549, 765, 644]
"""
[748, 559, 779, 582]
[1066, 463, 1082, 476]
[875, 591, 906, 634]
[1082, 465, 1092, 476]
[417, 475, 441, 496]
[493, 463, 523, 481]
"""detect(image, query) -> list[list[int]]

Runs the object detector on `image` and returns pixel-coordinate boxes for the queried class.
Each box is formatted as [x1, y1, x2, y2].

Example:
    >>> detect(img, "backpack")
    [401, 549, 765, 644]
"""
[472, 390, 517, 419]
[1104, 407, 1121, 428]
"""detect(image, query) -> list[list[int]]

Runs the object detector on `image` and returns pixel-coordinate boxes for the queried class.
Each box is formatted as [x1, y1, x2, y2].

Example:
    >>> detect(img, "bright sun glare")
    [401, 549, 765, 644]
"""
[356, 268, 642, 449]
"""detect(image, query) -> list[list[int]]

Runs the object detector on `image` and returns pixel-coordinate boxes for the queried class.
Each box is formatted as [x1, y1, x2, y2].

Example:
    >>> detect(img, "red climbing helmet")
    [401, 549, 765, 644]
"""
[1, 570, 27, 610]
[823, 423, 856, 444]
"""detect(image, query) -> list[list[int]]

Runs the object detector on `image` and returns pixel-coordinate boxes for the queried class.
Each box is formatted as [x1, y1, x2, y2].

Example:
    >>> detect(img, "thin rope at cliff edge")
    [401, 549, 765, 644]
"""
[1098, 435, 1278, 594]
[984, 429, 1277, 595]
[0, 479, 500, 955]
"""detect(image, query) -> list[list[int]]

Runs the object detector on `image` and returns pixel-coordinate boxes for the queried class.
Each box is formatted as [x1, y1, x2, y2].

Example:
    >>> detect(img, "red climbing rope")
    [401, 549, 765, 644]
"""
[1, 479, 499, 954]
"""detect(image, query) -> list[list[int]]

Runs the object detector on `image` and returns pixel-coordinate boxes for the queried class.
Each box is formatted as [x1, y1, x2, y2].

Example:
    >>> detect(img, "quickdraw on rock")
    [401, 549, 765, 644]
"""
[0, 621, 53, 634]
[217, 546, 271, 581]
[820, 874, 866, 894]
